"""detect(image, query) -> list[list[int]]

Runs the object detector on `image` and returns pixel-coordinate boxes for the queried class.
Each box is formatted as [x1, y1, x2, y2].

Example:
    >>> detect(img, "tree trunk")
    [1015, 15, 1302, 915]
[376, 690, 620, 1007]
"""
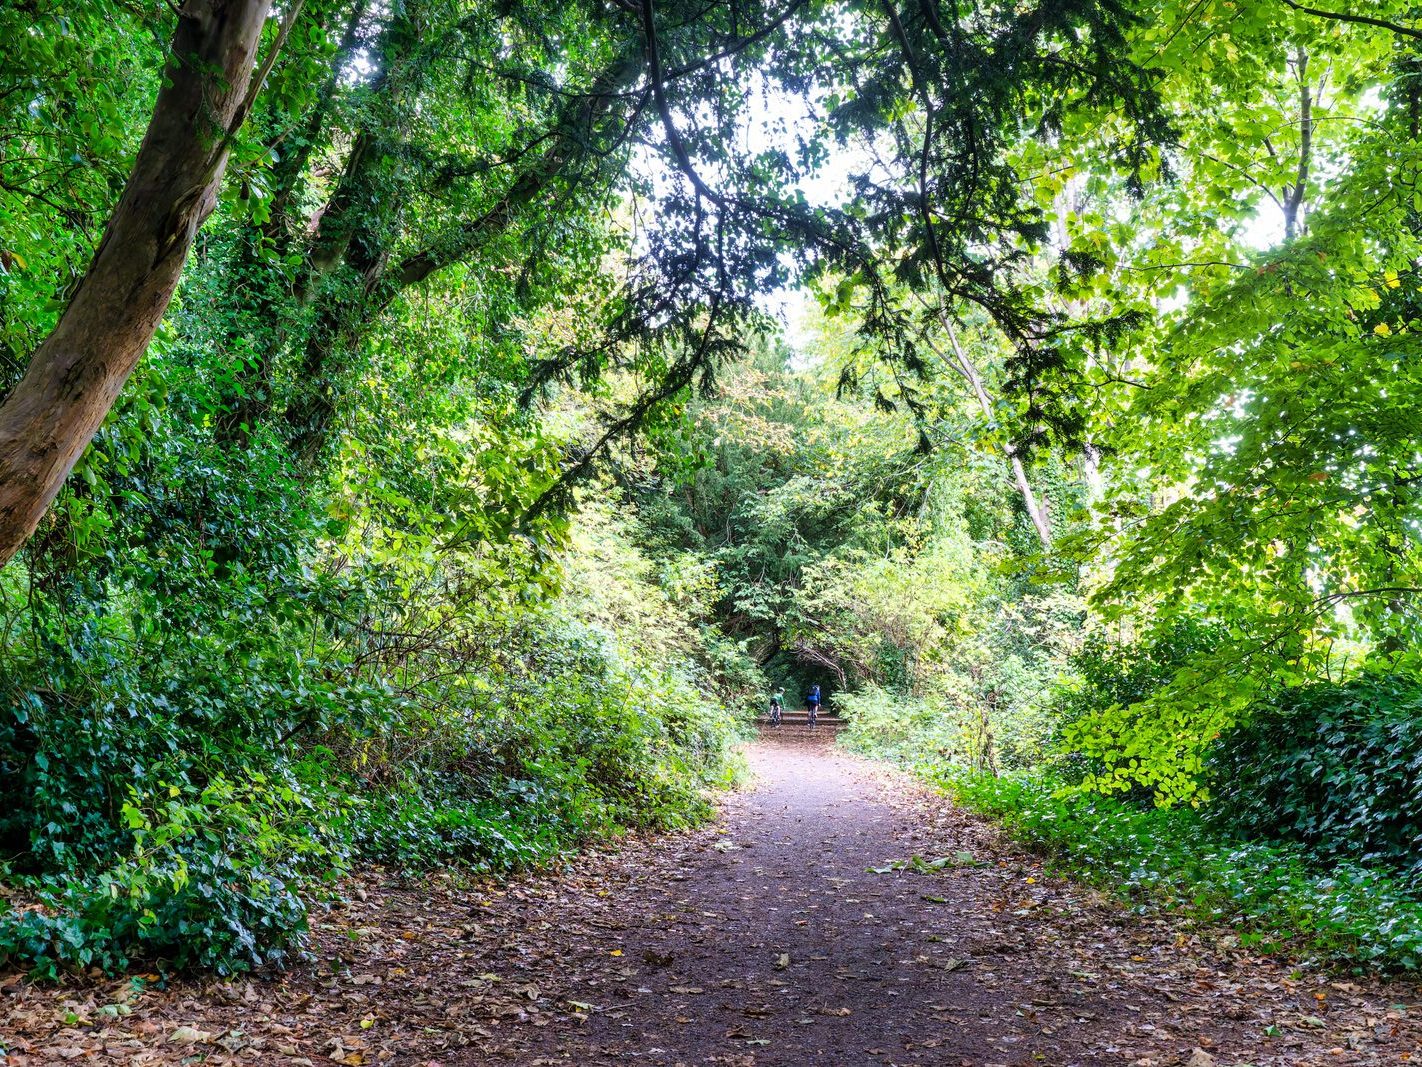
[0, 0, 275, 566]
[1282, 48, 1312, 242]
[929, 322, 1053, 550]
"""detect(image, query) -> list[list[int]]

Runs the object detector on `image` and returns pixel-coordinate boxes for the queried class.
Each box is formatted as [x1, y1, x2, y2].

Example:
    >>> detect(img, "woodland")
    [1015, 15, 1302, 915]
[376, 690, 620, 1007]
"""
[1, 0, 1422, 1003]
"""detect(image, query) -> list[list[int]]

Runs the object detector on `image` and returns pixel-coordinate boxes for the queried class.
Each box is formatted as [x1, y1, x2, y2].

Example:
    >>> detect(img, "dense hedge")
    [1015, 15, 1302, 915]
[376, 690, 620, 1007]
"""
[1209, 674, 1422, 885]
[842, 661, 1422, 973]
[0, 546, 747, 979]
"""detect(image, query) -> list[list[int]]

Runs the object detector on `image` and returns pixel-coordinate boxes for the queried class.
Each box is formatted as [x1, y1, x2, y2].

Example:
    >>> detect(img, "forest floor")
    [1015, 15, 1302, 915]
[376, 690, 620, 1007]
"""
[4, 730, 1422, 1066]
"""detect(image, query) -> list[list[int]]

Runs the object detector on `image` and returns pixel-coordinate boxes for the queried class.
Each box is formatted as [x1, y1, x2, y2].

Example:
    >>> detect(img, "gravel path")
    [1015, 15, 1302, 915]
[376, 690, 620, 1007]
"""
[487, 730, 1422, 1066]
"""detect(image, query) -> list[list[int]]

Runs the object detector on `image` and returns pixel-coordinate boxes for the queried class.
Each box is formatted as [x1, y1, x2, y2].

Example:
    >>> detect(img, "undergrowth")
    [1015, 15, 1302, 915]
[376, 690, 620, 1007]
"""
[934, 769, 1422, 973]
[0, 494, 753, 980]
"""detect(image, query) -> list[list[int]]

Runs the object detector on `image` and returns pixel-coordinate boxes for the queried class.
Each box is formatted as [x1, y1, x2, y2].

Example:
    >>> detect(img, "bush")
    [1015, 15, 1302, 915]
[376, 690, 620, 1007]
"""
[837, 687, 961, 766]
[347, 785, 561, 871]
[0, 530, 743, 978]
[0, 772, 335, 978]
[1050, 620, 1226, 801]
[837, 686, 990, 771]
[1209, 674, 1422, 885]
[938, 769, 1422, 972]
[1050, 620, 1223, 745]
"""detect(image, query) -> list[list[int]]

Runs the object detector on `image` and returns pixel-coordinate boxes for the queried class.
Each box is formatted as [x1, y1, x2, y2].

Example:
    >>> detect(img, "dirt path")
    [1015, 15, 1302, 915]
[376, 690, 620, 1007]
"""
[4, 731, 1422, 1065]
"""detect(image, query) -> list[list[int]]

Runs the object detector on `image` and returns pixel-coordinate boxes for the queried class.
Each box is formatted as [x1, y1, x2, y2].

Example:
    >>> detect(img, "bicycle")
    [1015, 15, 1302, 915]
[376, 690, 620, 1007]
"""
[806, 702, 819, 729]
[768, 699, 783, 727]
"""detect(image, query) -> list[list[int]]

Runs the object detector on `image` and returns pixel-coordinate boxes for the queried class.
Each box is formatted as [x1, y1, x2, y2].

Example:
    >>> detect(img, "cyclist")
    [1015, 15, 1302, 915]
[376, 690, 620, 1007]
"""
[768, 687, 784, 727]
[805, 683, 821, 728]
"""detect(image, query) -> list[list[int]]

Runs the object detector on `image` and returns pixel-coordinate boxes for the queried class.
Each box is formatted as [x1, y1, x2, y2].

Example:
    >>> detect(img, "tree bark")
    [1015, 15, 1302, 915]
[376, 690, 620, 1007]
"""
[1282, 48, 1312, 242]
[0, 0, 276, 566]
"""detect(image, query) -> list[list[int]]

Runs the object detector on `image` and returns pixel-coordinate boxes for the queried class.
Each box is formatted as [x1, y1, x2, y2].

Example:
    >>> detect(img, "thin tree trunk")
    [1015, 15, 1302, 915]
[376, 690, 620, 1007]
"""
[263, 0, 371, 249]
[930, 323, 1053, 550]
[0, 0, 277, 566]
[214, 1, 368, 448]
[1282, 48, 1312, 242]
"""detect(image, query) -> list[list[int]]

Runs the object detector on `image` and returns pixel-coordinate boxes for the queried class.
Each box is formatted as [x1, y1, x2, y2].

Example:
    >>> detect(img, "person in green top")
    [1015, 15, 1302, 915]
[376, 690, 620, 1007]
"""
[768, 687, 784, 727]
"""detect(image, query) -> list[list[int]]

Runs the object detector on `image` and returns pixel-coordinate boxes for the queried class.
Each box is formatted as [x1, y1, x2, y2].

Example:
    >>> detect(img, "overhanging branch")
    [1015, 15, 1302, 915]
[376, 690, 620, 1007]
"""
[1278, 0, 1422, 41]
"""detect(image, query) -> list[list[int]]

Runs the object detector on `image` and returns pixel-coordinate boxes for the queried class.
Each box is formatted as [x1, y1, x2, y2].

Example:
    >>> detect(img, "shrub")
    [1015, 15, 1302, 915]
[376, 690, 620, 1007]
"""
[837, 687, 961, 767]
[1050, 620, 1224, 744]
[0, 772, 335, 978]
[1208, 674, 1422, 885]
[0, 541, 743, 977]
[346, 786, 561, 871]
[1050, 620, 1227, 800]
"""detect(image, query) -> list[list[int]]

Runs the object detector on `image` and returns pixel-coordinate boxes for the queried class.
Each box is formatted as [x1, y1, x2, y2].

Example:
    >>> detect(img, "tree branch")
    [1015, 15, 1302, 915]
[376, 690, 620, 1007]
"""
[642, 0, 724, 206]
[1278, 0, 1422, 41]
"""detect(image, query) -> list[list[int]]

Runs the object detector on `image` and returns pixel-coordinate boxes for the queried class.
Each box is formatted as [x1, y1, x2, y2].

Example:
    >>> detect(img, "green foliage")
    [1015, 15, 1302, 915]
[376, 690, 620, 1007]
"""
[1209, 675, 1422, 885]
[837, 688, 961, 767]
[940, 770, 1422, 973]
[0, 481, 741, 977]
[1065, 6, 1422, 764]
[1052, 622, 1224, 729]
[0, 772, 329, 979]
[344, 605, 741, 869]
[1050, 621, 1225, 798]
[0, 2, 162, 378]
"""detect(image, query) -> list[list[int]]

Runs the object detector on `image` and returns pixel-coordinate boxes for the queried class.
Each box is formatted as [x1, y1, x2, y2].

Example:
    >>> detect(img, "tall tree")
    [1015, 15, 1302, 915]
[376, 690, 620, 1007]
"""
[0, 0, 280, 565]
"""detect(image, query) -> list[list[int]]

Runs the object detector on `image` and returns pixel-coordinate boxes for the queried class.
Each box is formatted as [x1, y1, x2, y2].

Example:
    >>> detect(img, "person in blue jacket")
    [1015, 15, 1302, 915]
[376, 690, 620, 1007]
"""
[805, 683, 822, 727]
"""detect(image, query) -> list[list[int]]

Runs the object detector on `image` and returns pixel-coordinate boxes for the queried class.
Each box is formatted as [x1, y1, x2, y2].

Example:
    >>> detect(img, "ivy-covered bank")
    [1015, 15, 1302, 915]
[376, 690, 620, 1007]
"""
[940, 773, 1422, 973]
[843, 674, 1422, 974]
[0, 497, 752, 979]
